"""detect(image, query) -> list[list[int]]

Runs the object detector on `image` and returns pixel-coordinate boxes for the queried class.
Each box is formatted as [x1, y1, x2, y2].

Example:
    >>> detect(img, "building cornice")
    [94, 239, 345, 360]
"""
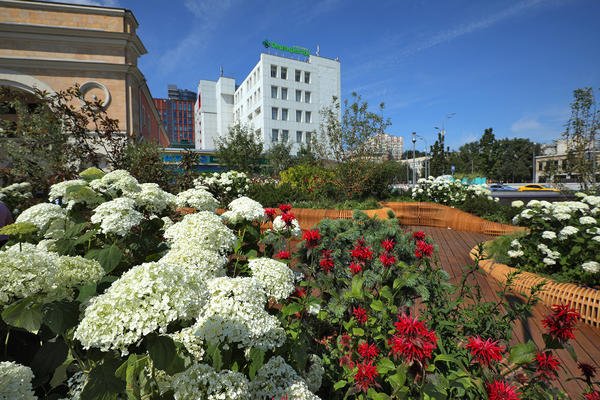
[0, 23, 147, 56]
[0, 56, 136, 73]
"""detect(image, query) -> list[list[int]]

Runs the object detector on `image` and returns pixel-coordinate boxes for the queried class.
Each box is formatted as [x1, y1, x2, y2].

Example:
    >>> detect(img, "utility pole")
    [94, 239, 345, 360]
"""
[412, 132, 417, 186]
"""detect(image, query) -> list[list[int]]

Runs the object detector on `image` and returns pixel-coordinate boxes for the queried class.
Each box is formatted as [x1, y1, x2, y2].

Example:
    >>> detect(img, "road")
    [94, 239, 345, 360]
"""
[492, 190, 575, 205]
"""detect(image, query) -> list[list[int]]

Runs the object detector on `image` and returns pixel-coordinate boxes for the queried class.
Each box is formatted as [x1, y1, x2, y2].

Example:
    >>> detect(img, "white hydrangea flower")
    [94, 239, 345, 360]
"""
[170, 327, 205, 361]
[559, 226, 579, 239]
[89, 169, 140, 197]
[164, 211, 236, 254]
[175, 187, 219, 211]
[249, 258, 295, 301]
[250, 356, 320, 400]
[0, 361, 36, 400]
[507, 250, 524, 258]
[91, 197, 143, 236]
[510, 239, 522, 249]
[0, 243, 103, 305]
[582, 195, 600, 207]
[307, 304, 321, 315]
[593, 236, 600, 243]
[75, 262, 208, 354]
[221, 196, 264, 224]
[582, 261, 600, 273]
[543, 257, 556, 266]
[36, 238, 57, 252]
[511, 200, 524, 208]
[172, 363, 250, 400]
[272, 216, 302, 237]
[160, 246, 227, 280]
[579, 216, 597, 225]
[555, 213, 572, 221]
[15, 203, 67, 231]
[519, 209, 535, 219]
[126, 183, 176, 214]
[48, 179, 89, 203]
[161, 216, 174, 230]
[303, 355, 324, 393]
[541, 231, 557, 240]
[194, 277, 285, 351]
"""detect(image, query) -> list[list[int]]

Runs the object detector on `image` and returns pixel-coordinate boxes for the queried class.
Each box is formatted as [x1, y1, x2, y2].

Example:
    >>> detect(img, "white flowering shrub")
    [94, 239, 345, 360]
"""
[250, 356, 320, 400]
[249, 257, 295, 301]
[75, 261, 208, 354]
[175, 187, 219, 211]
[48, 179, 100, 210]
[221, 196, 264, 224]
[507, 194, 600, 285]
[411, 176, 494, 206]
[164, 211, 236, 254]
[15, 202, 67, 231]
[194, 170, 250, 205]
[90, 197, 144, 236]
[172, 363, 250, 400]
[0, 361, 36, 400]
[89, 169, 141, 197]
[125, 182, 176, 214]
[0, 243, 103, 305]
[0, 182, 32, 215]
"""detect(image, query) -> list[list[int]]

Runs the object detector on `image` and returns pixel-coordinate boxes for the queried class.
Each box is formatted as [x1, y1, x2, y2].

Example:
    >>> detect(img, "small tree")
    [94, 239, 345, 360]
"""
[176, 149, 198, 191]
[263, 142, 295, 177]
[562, 87, 599, 190]
[119, 141, 172, 190]
[215, 123, 263, 174]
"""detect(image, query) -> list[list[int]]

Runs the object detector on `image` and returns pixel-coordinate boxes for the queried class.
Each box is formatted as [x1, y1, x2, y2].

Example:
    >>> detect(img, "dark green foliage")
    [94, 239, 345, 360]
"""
[247, 181, 307, 207]
[119, 141, 172, 191]
[215, 123, 263, 174]
[458, 196, 517, 224]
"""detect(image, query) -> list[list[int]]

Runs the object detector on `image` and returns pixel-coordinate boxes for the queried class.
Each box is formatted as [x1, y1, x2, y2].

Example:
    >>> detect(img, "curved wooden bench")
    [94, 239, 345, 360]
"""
[470, 245, 600, 328]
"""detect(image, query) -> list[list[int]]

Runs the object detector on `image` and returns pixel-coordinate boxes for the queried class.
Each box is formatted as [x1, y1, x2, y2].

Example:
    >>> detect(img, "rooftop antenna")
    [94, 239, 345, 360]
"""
[220, 66, 224, 77]
[316, 44, 320, 56]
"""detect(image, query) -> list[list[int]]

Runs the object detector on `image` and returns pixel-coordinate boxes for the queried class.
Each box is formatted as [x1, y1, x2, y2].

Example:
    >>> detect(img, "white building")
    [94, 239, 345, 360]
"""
[195, 50, 341, 153]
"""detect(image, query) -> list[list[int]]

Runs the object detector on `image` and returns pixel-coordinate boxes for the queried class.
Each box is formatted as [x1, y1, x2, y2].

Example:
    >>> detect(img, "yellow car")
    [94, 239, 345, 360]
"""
[517, 184, 560, 192]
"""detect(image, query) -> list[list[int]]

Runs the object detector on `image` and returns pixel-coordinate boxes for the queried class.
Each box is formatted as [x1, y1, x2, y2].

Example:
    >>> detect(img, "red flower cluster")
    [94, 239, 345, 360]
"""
[264, 207, 277, 220]
[354, 361, 379, 393]
[353, 306, 368, 325]
[414, 240, 434, 259]
[357, 342, 379, 360]
[542, 304, 580, 342]
[339, 333, 352, 349]
[413, 231, 426, 241]
[389, 314, 438, 365]
[302, 229, 321, 249]
[275, 250, 291, 260]
[465, 336, 505, 367]
[339, 353, 354, 369]
[293, 287, 306, 298]
[281, 212, 296, 226]
[381, 238, 396, 252]
[486, 380, 521, 400]
[350, 238, 374, 261]
[379, 252, 396, 268]
[535, 351, 560, 381]
[278, 203, 292, 213]
[585, 391, 600, 400]
[319, 249, 335, 273]
[348, 261, 362, 275]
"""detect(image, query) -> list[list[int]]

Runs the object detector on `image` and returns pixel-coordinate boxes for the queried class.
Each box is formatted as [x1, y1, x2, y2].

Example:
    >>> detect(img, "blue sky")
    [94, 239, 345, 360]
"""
[62, 0, 600, 151]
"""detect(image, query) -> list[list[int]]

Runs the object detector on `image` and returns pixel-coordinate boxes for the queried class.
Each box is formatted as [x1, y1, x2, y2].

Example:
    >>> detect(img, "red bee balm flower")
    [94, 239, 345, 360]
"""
[281, 212, 296, 225]
[278, 203, 292, 213]
[351, 244, 373, 261]
[339, 353, 354, 369]
[585, 391, 600, 400]
[535, 351, 560, 381]
[264, 208, 277, 220]
[339, 333, 352, 349]
[275, 250, 291, 260]
[465, 336, 505, 367]
[389, 314, 438, 365]
[357, 342, 380, 360]
[413, 231, 426, 241]
[348, 262, 363, 275]
[354, 361, 379, 393]
[353, 306, 368, 325]
[379, 252, 396, 267]
[542, 304, 580, 341]
[486, 380, 520, 400]
[415, 240, 434, 258]
[293, 287, 306, 298]
[319, 253, 335, 273]
[381, 238, 396, 252]
[302, 229, 321, 248]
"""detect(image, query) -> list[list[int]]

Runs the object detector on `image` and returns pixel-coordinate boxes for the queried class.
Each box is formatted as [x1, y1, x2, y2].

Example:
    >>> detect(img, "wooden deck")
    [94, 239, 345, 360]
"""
[412, 226, 600, 398]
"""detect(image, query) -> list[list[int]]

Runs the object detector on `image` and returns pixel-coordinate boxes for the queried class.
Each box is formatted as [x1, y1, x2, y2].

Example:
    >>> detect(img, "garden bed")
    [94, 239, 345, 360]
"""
[470, 244, 600, 328]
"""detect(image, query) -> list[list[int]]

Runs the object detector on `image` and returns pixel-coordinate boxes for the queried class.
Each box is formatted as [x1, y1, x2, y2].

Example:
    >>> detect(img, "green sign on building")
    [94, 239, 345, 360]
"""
[262, 40, 310, 57]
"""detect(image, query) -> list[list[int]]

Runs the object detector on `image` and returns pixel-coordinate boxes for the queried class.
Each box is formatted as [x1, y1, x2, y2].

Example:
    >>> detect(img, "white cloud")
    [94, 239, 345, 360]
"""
[511, 116, 543, 133]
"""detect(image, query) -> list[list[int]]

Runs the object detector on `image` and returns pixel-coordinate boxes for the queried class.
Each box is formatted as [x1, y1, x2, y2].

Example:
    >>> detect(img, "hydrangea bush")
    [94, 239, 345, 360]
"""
[411, 176, 496, 206]
[508, 193, 600, 286]
[194, 170, 250, 205]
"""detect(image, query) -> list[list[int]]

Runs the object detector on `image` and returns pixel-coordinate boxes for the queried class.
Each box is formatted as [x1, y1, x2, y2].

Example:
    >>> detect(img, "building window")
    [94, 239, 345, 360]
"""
[281, 67, 287, 80]
[281, 108, 289, 121]
[272, 107, 278, 120]
[282, 130, 289, 143]
[271, 86, 278, 99]
[304, 71, 311, 84]
[305, 111, 312, 123]
[295, 90, 302, 102]
[281, 87, 288, 100]
[271, 65, 277, 78]
[271, 129, 279, 142]
[295, 69, 301, 82]
[305, 91, 311, 103]
[296, 110, 302, 122]
[296, 131, 303, 143]
[305, 131, 312, 143]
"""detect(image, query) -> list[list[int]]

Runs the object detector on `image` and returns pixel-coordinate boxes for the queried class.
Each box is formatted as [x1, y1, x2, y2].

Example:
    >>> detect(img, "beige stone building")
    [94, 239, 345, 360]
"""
[534, 139, 599, 183]
[0, 0, 169, 145]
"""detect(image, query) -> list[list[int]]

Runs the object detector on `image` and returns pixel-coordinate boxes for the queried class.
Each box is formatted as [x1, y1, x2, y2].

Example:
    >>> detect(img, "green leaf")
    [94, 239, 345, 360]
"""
[370, 299, 384, 312]
[42, 301, 80, 335]
[115, 355, 147, 400]
[30, 340, 69, 387]
[1, 298, 43, 333]
[434, 354, 459, 365]
[246, 249, 258, 259]
[333, 380, 347, 390]
[508, 341, 536, 365]
[351, 275, 365, 299]
[86, 244, 123, 273]
[147, 335, 186, 375]
[248, 348, 265, 380]
[281, 302, 304, 317]
[352, 327, 364, 336]
[542, 333, 565, 350]
[367, 388, 391, 399]
[387, 364, 407, 392]
[80, 358, 125, 400]
[379, 286, 393, 301]
[376, 357, 395, 374]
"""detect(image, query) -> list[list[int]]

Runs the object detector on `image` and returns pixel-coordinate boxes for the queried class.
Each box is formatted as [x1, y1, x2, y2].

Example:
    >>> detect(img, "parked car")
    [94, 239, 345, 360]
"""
[489, 183, 517, 191]
[517, 184, 560, 192]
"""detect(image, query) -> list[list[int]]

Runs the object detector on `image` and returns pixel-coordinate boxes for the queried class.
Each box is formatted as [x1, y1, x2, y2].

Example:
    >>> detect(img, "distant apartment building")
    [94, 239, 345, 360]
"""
[366, 133, 404, 160]
[0, 0, 169, 146]
[195, 46, 341, 153]
[153, 84, 196, 146]
[535, 138, 599, 183]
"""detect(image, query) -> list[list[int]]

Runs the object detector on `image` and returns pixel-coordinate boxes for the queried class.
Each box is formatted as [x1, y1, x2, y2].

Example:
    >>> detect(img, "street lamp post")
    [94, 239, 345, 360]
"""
[412, 132, 417, 186]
